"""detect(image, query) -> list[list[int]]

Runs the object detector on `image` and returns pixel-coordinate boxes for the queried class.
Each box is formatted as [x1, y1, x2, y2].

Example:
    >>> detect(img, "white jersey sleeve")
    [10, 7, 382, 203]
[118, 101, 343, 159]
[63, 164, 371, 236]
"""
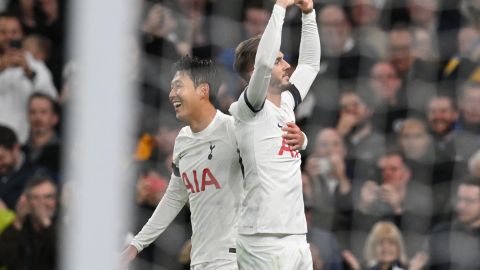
[130, 173, 188, 253]
[229, 5, 286, 120]
[288, 9, 320, 100]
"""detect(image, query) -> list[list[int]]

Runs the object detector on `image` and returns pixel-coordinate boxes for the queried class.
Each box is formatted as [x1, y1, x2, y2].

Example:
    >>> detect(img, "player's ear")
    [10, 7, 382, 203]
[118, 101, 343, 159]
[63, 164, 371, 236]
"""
[200, 83, 210, 98]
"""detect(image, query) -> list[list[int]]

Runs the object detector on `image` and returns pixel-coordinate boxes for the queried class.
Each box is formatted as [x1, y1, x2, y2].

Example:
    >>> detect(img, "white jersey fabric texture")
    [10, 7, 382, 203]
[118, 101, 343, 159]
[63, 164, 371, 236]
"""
[228, 4, 320, 235]
[131, 111, 243, 266]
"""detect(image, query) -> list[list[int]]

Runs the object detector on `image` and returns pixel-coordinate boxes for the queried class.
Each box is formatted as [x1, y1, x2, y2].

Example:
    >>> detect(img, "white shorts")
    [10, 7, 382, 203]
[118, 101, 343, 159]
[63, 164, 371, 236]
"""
[190, 259, 238, 270]
[236, 234, 312, 270]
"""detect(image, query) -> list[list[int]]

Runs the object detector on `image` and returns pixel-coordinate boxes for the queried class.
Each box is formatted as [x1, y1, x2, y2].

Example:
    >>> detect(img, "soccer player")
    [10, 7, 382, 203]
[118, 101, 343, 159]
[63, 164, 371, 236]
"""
[121, 56, 306, 269]
[229, 0, 320, 268]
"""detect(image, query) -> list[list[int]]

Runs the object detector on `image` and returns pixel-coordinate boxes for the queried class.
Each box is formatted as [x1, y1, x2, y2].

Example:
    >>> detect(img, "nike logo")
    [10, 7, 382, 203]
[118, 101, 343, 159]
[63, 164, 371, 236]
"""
[277, 123, 283, 128]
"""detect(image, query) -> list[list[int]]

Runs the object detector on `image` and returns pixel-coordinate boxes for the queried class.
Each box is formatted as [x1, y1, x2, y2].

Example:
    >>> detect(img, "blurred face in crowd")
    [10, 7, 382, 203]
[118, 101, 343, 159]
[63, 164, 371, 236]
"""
[244, 7, 270, 37]
[375, 239, 400, 266]
[339, 92, 372, 127]
[399, 120, 431, 160]
[0, 145, 19, 176]
[0, 17, 23, 50]
[28, 96, 58, 136]
[27, 181, 57, 221]
[456, 184, 480, 227]
[389, 29, 414, 75]
[461, 86, 480, 125]
[379, 155, 410, 189]
[370, 62, 401, 104]
[318, 5, 351, 56]
[350, 0, 379, 27]
[408, 0, 438, 27]
[427, 97, 458, 135]
[458, 26, 480, 57]
[314, 128, 346, 158]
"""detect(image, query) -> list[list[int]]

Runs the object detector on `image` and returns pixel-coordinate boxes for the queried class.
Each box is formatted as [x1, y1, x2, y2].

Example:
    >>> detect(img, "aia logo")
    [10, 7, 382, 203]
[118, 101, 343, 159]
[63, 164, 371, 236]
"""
[277, 138, 300, 158]
[182, 168, 221, 193]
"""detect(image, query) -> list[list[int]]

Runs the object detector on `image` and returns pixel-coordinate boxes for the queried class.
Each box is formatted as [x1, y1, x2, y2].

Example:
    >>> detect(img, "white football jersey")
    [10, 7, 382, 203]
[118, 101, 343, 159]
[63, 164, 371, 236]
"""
[131, 111, 243, 266]
[229, 91, 307, 235]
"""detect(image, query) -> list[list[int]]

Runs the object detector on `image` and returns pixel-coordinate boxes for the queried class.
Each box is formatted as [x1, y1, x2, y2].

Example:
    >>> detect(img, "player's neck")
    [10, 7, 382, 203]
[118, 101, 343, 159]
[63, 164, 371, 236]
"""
[189, 104, 217, 133]
[267, 91, 282, 107]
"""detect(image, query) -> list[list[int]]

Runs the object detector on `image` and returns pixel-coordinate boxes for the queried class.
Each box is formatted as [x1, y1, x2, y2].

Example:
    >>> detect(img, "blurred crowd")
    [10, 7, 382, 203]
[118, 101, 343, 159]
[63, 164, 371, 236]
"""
[1, 0, 480, 269]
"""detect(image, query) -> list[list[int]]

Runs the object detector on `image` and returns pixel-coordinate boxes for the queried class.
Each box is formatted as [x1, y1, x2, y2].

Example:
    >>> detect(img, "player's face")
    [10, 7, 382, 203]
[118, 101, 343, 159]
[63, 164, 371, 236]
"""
[270, 52, 291, 90]
[169, 71, 202, 122]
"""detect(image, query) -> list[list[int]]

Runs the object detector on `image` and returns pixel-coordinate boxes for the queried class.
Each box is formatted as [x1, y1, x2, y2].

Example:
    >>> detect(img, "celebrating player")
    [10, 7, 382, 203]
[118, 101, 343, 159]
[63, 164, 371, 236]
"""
[121, 56, 307, 269]
[229, 0, 320, 268]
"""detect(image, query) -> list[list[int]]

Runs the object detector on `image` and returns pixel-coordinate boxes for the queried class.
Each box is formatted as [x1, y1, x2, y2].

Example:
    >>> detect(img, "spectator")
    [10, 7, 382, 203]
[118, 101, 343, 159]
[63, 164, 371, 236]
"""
[428, 179, 480, 269]
[0, 176, 58, 270]
[369, 61, 408, 136]
[350, 0, 388, 59]
[0, 13, 57, 143]
[398, 118, 435, 184]
[363, 221, 408, 270]
[22, 93, 61, 179]
[454, 82, 480, 163]
[388, 25, 437, 116]
[0, 125, 45, 211]
[336, 90, 385, 178]
[353, 152, 432, 258]
[304, 128, 353, 234]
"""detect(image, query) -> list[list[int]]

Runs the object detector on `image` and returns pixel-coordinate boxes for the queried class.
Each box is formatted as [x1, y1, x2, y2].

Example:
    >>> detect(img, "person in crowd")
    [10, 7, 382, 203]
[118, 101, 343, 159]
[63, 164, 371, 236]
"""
[368, 61, 408, 136]
[353, 152, 432, 258]
[22, 93, 61, 179]
[0, 125, 46, 211]
[0, 176, 58, 270]
[363, 221, 408, 270]
[0, 13, 57, 144]
[428, 179, 480, 269]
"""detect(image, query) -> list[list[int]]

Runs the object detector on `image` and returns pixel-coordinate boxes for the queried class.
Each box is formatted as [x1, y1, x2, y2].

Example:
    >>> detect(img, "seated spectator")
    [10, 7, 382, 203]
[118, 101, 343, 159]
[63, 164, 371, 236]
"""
[304, 128, 353, 233]
[454, 82, 480, 164]
[336, 90, 385, 179]
[398, 118, 435, 185]
[0, 176, 58, 270]
[352, 152, 432, 258]
[368, 61, 408, 136]
[22, 93, 61, 179]
[363, 221, 408, 270]
[0, 13, 57, 143]
[0, 125, 46, 211]
[350, 0, 388, 59]
[428, 179, 480, 269]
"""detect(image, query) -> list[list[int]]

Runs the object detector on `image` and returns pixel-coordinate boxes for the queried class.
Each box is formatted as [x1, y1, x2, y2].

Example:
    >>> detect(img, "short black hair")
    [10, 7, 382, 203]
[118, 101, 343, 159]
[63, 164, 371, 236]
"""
[0, 124, 18, 150]
[174, 55, 220, 103]
[24, 174, 57, 197]
[459, 177, 480, 189]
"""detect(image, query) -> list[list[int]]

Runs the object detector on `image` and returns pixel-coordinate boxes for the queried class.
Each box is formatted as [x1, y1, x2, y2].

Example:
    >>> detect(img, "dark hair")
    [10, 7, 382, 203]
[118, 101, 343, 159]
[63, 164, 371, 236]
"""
[0, 125, 18, 150]
[28, 92, 60, 116]
[174, 55, 220, 103]
[234, 35, 261, 81]
[428, 94, 457, 111]
[24, 174, 57, 197]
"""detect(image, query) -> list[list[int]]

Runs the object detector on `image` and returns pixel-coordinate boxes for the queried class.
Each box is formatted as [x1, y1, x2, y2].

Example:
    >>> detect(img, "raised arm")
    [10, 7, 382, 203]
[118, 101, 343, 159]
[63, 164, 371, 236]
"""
[127, 173, 188, 257]
[244, 0, 294, 111]
[289, 0, 320, 100]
